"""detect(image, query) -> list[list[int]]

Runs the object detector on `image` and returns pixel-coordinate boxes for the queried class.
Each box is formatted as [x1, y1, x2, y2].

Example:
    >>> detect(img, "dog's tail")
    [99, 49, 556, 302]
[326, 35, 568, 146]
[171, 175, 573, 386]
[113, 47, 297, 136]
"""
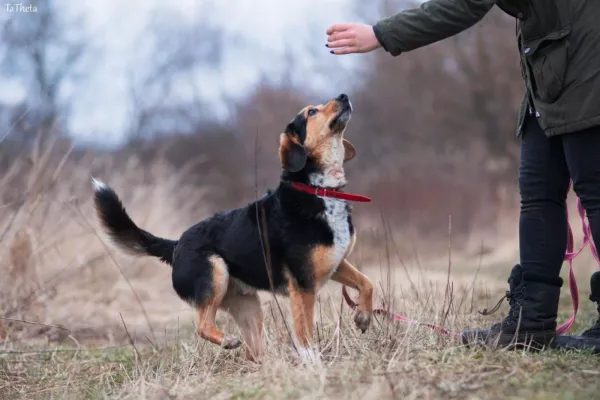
[91, 177, 178, 265]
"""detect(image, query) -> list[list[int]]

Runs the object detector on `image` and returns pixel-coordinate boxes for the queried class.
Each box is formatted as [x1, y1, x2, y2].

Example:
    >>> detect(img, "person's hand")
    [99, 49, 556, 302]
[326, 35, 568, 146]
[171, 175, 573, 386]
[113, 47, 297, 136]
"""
[325, 23, 382, 55]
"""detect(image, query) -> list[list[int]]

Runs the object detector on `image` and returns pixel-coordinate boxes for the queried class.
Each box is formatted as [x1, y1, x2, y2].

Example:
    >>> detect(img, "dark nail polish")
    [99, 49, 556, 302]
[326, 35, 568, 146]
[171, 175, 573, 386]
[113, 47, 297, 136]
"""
[325, 44, 329, 47]
[330, 50, 334, 54]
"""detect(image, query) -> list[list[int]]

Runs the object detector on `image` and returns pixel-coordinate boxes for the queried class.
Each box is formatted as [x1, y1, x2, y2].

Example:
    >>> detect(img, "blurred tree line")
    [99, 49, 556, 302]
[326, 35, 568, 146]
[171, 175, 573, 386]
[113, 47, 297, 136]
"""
[0, 0, 523, 242]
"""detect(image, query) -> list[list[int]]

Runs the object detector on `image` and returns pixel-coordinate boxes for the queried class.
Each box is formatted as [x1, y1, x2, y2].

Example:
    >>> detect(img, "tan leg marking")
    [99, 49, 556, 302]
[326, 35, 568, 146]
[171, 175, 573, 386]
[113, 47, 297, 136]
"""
[221, 289, 263, 362]
[196, 255, 241, 350]
[331, 259, 373, 332]
[311, 245, 335, 284]
[311, 232, 358, 289]
[288, 280, 316, 351]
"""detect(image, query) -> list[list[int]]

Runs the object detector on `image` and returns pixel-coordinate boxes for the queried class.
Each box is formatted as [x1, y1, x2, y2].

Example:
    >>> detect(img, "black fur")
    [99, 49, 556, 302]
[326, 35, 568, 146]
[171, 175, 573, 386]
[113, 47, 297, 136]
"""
[287, 113, 307, 143]
[171, 180, 350, 305]
[93, 184, 177, 264]
[94, 172, 354, 307]
[282, 114, 308, 172]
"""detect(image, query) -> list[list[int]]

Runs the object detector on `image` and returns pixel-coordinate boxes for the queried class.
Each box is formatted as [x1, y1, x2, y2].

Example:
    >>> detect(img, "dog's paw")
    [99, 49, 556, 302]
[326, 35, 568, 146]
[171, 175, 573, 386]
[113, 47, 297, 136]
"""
[354, 311, 372, 333]
[222, 334, 242, 349]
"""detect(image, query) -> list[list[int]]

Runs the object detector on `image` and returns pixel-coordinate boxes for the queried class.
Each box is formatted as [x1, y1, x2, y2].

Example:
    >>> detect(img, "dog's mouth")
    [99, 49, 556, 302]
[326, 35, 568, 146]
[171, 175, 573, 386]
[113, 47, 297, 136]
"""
[329, 104, 352, 131]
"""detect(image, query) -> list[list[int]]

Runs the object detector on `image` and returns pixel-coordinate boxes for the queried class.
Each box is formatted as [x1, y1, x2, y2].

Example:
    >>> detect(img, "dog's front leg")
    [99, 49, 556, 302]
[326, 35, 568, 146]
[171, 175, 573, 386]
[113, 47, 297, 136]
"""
[288, 281, 318, 363]
[331, 259, 373, 333]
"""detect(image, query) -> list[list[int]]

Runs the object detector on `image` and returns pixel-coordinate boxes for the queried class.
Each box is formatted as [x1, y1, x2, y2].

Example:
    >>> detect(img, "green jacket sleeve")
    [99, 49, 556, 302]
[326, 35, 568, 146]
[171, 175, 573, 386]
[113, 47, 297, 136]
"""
[373, 0, 497, 56]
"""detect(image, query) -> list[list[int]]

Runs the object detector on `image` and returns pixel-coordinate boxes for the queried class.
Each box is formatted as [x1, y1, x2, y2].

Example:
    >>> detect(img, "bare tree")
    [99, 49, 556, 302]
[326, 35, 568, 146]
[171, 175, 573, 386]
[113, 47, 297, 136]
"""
[0, 0, 91, 146]
[128, 3, 232, 139]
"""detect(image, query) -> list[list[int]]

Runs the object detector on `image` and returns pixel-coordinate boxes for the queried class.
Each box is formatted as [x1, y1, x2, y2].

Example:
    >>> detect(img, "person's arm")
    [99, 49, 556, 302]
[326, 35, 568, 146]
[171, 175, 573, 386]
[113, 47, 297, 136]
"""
[326, 0, 497, 56]
[374, 0, 497, 56]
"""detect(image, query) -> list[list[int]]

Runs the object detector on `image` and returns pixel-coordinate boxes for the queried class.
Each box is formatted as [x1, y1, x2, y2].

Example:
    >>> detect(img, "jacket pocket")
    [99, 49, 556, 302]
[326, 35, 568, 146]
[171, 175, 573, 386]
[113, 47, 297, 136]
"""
[523, 25, 571, 103]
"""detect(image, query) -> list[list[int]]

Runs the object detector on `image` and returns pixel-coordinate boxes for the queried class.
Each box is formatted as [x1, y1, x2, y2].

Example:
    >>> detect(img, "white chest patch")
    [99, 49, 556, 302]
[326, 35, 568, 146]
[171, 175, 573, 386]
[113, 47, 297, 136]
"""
[320, 197, 351, 281]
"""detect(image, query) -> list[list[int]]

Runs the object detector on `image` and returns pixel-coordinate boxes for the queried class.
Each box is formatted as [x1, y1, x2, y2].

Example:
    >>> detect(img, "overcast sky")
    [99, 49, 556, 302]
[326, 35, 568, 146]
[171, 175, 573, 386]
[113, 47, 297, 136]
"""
[1, 0, 380, 146]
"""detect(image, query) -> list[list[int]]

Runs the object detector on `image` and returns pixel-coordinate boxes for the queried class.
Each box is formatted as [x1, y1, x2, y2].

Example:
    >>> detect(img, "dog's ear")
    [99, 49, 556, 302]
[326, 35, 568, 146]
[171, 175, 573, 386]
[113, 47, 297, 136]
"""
[279, 123, 307, 172]
[343, 139, 356, 162]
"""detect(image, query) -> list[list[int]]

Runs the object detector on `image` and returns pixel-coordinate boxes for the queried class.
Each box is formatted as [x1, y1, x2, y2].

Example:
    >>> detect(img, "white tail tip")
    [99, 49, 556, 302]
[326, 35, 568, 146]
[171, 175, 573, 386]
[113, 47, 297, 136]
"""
[91, 176, 108, 192]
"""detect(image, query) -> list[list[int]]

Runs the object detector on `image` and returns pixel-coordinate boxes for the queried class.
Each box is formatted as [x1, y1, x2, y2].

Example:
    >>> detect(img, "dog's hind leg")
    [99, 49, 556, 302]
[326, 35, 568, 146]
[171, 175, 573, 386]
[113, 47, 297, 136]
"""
[193, 255, 242, 350]
[221, 285, 263, 362]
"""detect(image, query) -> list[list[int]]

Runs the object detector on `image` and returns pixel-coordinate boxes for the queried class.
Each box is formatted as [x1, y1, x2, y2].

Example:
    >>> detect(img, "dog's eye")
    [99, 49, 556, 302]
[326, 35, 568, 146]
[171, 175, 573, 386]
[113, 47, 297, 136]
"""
[307, 108, 318, 117]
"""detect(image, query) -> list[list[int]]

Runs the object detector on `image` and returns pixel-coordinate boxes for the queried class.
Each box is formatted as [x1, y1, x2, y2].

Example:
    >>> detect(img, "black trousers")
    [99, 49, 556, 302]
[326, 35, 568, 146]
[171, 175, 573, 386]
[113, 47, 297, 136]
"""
[519, 114, 600, 278]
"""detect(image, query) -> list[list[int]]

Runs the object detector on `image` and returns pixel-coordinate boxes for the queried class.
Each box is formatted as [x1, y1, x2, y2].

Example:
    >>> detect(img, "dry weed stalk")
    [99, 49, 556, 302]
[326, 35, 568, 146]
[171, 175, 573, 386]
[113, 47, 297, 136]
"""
[0, 135, 212, 344]
[8, 229, 37, 299]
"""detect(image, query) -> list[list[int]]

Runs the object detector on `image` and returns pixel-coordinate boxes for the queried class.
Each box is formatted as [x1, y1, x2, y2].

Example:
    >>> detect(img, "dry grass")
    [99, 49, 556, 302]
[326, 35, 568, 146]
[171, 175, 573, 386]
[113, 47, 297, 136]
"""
[1, 144, 600, 399]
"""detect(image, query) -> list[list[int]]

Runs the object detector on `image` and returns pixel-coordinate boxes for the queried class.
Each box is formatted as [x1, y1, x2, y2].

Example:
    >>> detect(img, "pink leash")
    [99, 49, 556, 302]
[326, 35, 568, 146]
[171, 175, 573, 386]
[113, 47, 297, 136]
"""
[342, 180, 600, 339]
[557, 181, 600, 334]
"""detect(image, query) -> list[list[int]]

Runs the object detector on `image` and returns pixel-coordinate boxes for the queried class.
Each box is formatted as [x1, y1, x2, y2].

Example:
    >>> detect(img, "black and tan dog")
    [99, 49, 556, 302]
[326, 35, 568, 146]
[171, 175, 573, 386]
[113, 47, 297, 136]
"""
[91, 93, 373, 362]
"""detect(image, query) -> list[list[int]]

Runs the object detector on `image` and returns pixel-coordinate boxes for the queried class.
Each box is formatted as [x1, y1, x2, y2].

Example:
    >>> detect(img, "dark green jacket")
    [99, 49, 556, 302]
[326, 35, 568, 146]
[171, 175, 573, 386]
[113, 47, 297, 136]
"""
[373, 0, 600, 137]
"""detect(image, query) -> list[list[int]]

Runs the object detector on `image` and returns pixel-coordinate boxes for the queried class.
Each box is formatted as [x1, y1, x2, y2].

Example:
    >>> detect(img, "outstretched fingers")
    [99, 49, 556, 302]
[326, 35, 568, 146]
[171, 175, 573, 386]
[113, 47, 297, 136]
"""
[325, 22, 382, 55]
[326, 23, 352, 35]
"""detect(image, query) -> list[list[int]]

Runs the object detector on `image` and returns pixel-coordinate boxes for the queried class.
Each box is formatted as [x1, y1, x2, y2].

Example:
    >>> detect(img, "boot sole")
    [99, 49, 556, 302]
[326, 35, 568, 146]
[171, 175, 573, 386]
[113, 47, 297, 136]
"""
[461, 329, 555, 351]
[552, 335, 600, 354]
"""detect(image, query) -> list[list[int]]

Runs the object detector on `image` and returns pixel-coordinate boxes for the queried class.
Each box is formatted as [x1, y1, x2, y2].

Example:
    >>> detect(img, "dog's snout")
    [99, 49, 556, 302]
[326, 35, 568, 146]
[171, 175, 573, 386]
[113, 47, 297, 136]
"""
[336, 93, 349, 102]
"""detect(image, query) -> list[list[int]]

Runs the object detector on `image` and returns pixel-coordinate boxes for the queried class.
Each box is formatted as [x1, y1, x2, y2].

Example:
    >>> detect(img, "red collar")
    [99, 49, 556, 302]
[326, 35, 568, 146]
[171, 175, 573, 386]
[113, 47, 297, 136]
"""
[290, 182, 371, 203]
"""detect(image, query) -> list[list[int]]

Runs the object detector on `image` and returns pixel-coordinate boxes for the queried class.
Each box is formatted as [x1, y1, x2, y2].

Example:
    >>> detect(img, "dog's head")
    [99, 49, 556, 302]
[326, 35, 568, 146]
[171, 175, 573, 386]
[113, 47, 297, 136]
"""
[279, 93, 356, 188]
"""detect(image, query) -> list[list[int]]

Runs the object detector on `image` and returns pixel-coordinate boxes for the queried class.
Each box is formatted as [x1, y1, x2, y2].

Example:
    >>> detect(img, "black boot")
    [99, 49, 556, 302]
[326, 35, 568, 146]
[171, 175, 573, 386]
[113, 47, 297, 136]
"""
[462, 264, 563, 350]
[551, 271, 600, 353]
[581, 271, 600, 338]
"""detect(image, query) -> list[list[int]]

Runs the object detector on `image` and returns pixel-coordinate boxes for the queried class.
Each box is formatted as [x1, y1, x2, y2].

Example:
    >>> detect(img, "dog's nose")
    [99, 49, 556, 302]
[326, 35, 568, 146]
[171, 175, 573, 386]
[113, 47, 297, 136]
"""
[336, 93, 348, 102]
